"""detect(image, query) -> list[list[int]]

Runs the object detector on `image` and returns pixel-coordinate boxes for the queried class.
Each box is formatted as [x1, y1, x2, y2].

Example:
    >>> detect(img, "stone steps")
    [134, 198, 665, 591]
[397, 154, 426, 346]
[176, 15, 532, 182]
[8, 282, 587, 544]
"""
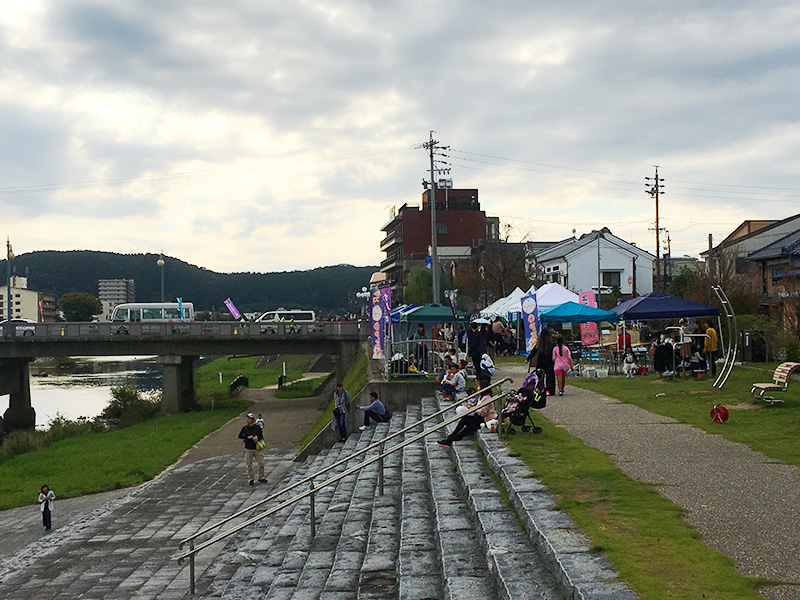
[0, 451, 298, 600]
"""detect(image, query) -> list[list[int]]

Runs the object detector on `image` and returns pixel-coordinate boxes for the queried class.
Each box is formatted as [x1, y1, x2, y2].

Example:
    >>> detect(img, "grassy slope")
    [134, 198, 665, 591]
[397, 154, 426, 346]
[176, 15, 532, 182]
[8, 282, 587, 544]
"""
[503, 362, 794, 599]
[0, 408, 242, 510]
[569, 362, 800, 467]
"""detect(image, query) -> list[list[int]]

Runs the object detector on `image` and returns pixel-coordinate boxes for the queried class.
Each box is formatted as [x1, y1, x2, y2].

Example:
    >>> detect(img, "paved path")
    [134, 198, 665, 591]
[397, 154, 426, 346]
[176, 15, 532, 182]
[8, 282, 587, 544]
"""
[0, 385, 328, 560]
[495, 365, 800, 600]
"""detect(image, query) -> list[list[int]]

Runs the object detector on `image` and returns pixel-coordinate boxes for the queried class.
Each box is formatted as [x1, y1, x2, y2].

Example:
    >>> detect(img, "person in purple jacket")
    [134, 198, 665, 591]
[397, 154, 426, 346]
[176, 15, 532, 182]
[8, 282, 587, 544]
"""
[552, 335, 574, 396]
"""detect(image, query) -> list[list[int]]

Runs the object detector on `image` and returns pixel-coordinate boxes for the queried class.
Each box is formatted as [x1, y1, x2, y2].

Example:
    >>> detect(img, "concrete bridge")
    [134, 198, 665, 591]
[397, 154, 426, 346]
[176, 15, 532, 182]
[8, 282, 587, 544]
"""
[0, 320, 365, 433]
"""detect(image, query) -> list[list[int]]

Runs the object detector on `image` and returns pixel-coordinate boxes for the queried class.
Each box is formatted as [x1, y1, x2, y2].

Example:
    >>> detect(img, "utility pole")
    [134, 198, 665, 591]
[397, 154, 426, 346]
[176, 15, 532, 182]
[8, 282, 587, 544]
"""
[645, 166, 665, 292]
[421, 132, 450, 304]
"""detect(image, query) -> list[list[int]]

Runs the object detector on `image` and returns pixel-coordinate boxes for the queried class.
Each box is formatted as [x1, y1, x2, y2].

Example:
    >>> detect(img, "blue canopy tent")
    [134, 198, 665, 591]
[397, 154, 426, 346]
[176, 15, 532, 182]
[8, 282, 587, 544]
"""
[539, 301, 618, 323]
[610, 292, 719, 320]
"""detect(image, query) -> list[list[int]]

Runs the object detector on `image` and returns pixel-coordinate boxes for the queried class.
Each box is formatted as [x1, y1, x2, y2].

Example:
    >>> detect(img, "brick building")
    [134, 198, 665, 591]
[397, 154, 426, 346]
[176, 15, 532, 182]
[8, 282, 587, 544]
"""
[380, 188, 499, 302]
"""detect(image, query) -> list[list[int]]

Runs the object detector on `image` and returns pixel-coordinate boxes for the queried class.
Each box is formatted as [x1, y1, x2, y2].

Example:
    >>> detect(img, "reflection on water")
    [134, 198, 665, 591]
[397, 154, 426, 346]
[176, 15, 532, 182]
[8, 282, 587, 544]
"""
[26, 356, 162, 429]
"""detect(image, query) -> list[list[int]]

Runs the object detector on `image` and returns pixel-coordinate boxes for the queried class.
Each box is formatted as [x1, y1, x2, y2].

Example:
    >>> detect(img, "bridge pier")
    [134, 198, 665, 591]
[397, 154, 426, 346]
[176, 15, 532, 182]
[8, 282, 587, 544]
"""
[159, 356, 199, 415]
[0, 358, 36, 432]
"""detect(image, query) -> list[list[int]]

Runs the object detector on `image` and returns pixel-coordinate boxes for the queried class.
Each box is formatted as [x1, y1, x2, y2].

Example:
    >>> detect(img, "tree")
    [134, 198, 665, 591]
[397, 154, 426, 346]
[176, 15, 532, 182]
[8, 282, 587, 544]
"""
[404, 267, 432, 304]
[59, 293, 102, 322]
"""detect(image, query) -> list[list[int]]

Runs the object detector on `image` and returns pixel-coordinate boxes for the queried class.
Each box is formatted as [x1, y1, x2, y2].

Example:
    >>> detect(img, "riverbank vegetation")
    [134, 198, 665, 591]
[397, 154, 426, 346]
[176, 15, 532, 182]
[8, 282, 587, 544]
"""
[0, 407, 242, 510]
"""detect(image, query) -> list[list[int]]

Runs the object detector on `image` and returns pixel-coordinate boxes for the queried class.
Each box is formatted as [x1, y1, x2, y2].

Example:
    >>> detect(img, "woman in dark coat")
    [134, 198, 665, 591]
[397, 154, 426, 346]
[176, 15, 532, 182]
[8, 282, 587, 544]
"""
[528, 328, 556, 396]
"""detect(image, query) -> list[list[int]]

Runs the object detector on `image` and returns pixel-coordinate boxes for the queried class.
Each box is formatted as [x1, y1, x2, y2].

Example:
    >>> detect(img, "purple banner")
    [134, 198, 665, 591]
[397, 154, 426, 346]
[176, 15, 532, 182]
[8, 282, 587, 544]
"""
[224, 297, 242, 320]
[520, 292, 541, 353]
[370, 285, 392, 359]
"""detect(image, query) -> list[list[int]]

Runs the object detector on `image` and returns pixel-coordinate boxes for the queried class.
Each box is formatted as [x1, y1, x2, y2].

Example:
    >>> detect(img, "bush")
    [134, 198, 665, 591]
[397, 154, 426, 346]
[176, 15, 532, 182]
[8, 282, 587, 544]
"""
[46, 413, 105, 443]
[0, 429, 48, 463]
[786, 339, 800, 362]
[100, 386, 162, 429]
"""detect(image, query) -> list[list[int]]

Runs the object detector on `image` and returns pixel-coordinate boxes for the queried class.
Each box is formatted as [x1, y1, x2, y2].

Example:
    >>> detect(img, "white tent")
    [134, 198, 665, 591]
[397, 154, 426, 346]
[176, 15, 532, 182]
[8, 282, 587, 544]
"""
[479, 287, 526, 321]
[535, 282, 579, 311]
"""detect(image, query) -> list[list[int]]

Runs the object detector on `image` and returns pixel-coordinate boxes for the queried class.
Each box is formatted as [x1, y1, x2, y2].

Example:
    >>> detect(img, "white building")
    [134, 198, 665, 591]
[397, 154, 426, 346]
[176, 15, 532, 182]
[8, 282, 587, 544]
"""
[534, 228, 654, 297]
[0, 276, 56, 321]
[98, 278, 136, 320]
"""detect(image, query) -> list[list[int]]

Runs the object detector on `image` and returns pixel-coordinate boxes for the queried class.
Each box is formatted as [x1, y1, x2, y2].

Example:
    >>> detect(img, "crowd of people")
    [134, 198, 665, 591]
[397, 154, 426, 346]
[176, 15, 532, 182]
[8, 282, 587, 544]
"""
[650, 320, 718, 378]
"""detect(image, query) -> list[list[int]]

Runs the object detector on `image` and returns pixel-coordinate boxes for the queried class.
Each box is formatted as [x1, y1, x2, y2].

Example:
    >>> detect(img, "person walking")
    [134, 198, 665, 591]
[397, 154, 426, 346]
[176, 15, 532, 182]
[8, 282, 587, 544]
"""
[38, 484, 55, 530]
[358, 392, 390, 430]
[704, 321, 719, 377]
[552, 335, 574, 395]
[529, 328, 556, 396]
[333, 383, 351, 442]
[238, 412, 266, 485]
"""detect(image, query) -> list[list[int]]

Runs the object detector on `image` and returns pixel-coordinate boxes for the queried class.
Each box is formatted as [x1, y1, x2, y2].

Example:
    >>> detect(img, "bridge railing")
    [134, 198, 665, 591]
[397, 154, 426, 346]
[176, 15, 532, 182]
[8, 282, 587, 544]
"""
[0, 320, 363, 340]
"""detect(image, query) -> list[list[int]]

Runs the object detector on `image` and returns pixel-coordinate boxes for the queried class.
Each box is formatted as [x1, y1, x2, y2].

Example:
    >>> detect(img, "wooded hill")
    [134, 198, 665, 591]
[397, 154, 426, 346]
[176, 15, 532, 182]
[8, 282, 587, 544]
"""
[2, 251, 376, 315]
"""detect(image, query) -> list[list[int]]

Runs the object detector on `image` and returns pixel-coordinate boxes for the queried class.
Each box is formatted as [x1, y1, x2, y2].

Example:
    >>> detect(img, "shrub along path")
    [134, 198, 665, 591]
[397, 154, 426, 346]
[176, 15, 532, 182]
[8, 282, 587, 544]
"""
[498, 366, 800, 600]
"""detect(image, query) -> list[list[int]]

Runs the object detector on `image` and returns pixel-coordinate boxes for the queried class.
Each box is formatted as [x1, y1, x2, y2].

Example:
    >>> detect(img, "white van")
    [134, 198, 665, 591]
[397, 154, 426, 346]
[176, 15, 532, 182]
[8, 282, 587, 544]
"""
[111, 302, 195, 322]
[257, 309, 316, 323]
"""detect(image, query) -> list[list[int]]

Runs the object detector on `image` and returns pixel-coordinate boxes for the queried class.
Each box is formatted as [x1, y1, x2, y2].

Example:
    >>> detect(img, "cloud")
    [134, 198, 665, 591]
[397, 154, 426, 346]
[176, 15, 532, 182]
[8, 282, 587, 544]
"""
[1, 0, 799, 271]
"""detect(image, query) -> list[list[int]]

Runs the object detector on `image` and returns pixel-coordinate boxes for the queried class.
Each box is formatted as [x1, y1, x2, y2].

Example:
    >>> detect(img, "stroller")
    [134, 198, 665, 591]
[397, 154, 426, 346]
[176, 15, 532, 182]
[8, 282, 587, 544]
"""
[501, 369, 546, 434]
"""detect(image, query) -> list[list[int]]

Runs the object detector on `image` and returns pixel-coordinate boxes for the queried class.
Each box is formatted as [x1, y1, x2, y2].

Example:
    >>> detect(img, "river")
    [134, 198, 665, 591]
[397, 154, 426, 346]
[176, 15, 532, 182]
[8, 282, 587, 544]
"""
[26, 356, 162, 429]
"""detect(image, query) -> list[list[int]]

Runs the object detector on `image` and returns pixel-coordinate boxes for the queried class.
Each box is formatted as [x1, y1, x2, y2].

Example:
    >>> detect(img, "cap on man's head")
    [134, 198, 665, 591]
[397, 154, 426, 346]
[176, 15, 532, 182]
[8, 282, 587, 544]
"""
[246, 412, 255, 418]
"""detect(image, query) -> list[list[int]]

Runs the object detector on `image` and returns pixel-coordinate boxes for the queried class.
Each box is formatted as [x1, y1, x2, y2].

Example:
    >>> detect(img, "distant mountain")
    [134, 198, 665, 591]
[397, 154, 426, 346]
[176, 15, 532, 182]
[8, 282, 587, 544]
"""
[1, 251, 377, 314]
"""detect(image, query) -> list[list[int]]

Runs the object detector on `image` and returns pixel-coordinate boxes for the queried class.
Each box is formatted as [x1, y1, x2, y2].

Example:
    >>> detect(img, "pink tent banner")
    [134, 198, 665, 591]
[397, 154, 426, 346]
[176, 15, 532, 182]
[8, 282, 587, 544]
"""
[578, 291, 599, 346]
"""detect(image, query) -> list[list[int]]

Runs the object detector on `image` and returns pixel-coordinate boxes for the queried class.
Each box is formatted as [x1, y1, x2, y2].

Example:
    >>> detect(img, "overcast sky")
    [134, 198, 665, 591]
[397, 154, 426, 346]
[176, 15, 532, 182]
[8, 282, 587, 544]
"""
[2, 1, 799, 274]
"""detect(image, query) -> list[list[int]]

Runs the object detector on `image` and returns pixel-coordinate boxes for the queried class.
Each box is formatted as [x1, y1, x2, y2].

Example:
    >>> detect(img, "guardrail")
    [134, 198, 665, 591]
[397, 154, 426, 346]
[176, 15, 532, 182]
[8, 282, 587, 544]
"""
[389, 338, 460, 377]
[173, 377, 513, 594]
[0, 320, 363, 341]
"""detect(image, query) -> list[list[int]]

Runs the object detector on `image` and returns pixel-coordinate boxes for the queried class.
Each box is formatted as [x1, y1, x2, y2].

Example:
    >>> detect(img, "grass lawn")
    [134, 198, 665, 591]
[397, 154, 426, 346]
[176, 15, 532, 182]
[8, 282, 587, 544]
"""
[195, 354, 315, 408]
[0, 406, 244, 510]
[506, 420, 770, 599]
[501, 361, 796, 598]
[568, 362, 800, 468]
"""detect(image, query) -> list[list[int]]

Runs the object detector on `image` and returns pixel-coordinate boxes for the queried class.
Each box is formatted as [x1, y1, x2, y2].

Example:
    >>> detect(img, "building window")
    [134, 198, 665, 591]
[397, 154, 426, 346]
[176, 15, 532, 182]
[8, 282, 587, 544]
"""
[436, 223, 448, 235]
[602, 272, 621, 288]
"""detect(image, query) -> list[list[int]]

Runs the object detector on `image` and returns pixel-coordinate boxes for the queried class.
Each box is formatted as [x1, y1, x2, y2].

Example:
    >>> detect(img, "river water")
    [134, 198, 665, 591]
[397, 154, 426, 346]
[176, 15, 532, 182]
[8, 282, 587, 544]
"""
[24, 356, 162, 429]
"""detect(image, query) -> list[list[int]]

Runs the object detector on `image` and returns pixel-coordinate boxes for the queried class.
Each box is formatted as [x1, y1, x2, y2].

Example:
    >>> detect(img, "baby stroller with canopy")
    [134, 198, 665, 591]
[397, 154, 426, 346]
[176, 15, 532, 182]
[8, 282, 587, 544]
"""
[501, 369, 547, 434]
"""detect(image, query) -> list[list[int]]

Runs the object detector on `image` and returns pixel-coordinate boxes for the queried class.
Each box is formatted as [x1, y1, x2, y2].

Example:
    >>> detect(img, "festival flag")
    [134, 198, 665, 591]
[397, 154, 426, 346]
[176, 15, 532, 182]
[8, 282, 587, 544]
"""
[370, 285, 391, 359]
[578, 291, 599, 346]
[520, 292, 541, 353]
[223, 297, 241, 320]
[448, 290, 459, 320]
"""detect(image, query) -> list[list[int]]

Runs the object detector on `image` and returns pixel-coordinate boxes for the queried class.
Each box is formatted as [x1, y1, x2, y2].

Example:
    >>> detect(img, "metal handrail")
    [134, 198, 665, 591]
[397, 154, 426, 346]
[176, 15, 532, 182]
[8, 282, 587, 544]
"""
[178, 377, 512, 549]
[172, 388, 511, 593]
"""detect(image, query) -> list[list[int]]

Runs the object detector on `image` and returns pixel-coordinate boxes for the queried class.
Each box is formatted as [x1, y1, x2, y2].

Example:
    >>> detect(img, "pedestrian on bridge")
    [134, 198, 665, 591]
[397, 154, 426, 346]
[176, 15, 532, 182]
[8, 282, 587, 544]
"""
[238, 413, 266, 485]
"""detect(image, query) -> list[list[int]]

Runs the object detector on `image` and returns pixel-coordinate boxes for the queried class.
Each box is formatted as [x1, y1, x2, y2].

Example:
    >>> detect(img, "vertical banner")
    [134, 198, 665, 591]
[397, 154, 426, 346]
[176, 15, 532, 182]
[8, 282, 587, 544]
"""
[177, 297, 184, 322]
[448, 290, 459, 320]
[223, 297, 241, 320]
[370, 285, 392, 359]
[578, 291, 599, 346]
[520, 292, 541, 353]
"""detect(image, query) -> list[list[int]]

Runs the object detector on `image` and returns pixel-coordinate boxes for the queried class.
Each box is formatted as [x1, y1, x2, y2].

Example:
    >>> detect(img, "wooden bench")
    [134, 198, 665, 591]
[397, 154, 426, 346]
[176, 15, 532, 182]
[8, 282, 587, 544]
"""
[750, 362, 800, 403]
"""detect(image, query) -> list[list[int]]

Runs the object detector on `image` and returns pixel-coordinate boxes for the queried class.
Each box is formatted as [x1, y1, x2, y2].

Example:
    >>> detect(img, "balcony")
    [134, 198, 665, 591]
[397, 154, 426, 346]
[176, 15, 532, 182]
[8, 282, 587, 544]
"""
[380, 232, 402, 252]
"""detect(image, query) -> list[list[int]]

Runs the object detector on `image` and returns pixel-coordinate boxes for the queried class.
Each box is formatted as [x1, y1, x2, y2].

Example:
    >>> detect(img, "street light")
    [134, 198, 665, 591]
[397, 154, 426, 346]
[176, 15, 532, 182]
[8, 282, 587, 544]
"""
[157, 252, 165, 302]
[4, 236, 14, 337]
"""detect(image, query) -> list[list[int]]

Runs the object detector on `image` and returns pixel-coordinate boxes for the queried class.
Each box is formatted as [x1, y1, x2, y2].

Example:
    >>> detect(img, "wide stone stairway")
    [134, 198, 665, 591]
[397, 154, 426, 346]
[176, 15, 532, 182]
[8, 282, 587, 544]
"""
[0, 396, 633, 600]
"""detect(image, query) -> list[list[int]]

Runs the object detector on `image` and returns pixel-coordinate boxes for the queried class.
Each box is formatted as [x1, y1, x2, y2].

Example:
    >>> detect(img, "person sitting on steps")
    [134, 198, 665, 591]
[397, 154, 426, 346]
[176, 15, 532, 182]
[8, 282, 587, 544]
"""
[438, 389, 498, 448]
[358, 391, 390, 430]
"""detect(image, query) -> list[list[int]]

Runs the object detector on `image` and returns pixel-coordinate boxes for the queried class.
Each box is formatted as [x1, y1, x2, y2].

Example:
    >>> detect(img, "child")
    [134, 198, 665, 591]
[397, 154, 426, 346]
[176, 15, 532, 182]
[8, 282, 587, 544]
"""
[39, 484, 55, 530]
[622, 346, 637, 379]
[552, 335, 574, 396]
